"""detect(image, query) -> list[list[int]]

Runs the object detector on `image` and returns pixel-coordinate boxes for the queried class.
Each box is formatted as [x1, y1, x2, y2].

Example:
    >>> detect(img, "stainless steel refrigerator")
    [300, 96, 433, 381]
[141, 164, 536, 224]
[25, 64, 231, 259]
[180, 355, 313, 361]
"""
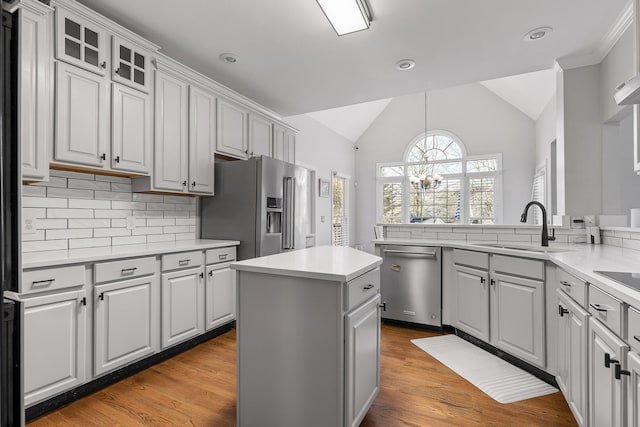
[200, 156, 309, 260]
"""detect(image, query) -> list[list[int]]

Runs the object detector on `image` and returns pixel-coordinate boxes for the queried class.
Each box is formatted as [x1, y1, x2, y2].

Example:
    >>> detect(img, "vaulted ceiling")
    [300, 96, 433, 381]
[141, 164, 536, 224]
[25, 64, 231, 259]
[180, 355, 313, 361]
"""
[78, 0, 629, 116]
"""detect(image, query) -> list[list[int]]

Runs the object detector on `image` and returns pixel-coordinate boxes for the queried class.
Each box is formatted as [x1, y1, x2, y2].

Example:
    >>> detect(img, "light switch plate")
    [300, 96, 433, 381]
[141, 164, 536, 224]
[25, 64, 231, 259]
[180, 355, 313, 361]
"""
[126, 216, 137, 230]
[321, 216, 325, 223]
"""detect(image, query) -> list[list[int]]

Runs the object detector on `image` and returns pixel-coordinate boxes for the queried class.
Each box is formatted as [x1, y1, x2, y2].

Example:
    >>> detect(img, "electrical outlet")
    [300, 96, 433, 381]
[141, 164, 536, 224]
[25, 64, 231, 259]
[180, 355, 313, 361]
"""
[23, 217, 37, 234]
[321, 216, 326, 223]
[126, 216, 137, 230]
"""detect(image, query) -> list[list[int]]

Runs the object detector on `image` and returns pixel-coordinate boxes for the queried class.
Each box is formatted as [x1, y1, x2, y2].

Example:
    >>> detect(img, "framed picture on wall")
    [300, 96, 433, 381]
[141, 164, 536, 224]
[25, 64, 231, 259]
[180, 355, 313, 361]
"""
[319, 179, 330, 198]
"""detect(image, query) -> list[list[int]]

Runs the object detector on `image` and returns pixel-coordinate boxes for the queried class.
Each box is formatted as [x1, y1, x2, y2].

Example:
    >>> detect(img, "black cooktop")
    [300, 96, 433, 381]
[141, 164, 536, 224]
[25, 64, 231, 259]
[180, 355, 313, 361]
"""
[595, 271, 640, 291]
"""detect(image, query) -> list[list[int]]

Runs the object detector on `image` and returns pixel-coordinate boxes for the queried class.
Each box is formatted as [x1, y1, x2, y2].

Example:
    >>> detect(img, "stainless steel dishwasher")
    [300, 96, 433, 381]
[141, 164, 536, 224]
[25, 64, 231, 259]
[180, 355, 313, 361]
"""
[380, 245, 442, 327]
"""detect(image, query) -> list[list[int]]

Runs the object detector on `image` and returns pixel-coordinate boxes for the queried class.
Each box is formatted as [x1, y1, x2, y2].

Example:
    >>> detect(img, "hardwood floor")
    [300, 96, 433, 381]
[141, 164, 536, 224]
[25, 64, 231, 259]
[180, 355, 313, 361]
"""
[29, 324, 577, 426]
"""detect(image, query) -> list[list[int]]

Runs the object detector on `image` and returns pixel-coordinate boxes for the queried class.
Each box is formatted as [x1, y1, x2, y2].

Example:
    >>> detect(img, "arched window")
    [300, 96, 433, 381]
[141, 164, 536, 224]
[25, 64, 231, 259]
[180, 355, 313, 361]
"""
[376, 131, 502, 225]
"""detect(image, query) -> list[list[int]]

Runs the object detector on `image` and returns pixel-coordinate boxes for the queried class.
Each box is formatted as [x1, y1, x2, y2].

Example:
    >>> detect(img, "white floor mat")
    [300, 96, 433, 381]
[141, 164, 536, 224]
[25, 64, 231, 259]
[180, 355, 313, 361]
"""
[411, 334, 558, 404]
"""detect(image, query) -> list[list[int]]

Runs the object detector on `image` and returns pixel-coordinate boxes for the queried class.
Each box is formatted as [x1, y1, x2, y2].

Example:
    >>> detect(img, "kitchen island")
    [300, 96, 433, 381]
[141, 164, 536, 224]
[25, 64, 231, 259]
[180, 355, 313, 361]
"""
[231, 246, 382, 427]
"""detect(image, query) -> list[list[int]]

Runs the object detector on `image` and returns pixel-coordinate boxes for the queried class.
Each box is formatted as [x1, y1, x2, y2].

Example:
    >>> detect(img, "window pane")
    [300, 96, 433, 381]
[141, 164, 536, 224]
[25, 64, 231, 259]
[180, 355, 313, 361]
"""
[65, 39, 81, 60]
[120, 45, 132, 62]
[408, 162, 462, 178]
[382, 183, 402, 224]
[407, 134, 463, 163]
[469, 178, 495, 224]
[134, 69, 145, 86]
[84, 47, 99, 66]
[65, 18, 81, 40]
[379, 165, 403, 177]
[409, 179, 461, 224]
[85, 28, 98, 48]
[118, 63, 131, 80]
[134, 52, 145, 69]
[467, 158, 497, 173]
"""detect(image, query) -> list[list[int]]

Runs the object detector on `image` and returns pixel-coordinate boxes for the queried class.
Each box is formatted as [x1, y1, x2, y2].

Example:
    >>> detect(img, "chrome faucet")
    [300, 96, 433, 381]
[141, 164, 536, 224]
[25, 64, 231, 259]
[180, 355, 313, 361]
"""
[520, 201, 555, 247]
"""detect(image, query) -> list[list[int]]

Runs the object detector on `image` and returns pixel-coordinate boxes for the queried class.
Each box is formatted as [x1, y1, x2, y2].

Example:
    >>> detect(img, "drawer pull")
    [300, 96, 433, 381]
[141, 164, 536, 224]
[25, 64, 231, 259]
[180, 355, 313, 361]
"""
[615, 363, 631, 380]
[199, 272, 204, 279]
[634, 336, 640, 343]
[121, 267, 137, 274]
[559, 280, 572, 287]
[32, 279, 55, 286]
[363, 284, 375, 290]
[480, 277, 485, 284]
[590, 303, 608, 312]
[605, 353, 618, 368]
[178, 259, 190, 266]
[558, 305, 569, 317]
[218, 254, 228, 260]
[208, 270, 213, 277]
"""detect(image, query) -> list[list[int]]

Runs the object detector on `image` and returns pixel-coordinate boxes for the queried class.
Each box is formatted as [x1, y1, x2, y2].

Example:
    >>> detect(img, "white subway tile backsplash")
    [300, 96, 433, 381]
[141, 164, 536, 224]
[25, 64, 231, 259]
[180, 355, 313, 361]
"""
[22, 185, 47, 196]
[22, 172, 197, 252]
[47, 208, 93, 219]
[623, 239, 640, 251]
[436, 232, 466, 241]
[22, 197, 67, 208]
[498, 234, 532, 243]
[47, 187, 93, 199]
[68, 199, 111, 209]
[69, 218, 111, 228]
[467, 233, 498, 241]
[47, 228, 92, 240]
[68, 237, 111, 249]
[68, 178, 110, 191]
[112, 236, 146, 246]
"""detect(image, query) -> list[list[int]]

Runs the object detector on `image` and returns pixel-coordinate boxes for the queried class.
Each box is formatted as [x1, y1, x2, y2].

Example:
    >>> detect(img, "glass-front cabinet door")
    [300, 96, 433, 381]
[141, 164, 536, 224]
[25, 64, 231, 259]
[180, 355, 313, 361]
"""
[55, 8, 107, 75]
[112, 36, 150, 93]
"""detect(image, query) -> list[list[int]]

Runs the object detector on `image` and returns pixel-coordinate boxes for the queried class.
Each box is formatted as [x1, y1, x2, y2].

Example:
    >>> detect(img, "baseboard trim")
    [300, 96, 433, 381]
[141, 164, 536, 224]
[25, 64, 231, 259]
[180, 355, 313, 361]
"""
[26, 322, 235, 422]
[382, 318, 444, 332]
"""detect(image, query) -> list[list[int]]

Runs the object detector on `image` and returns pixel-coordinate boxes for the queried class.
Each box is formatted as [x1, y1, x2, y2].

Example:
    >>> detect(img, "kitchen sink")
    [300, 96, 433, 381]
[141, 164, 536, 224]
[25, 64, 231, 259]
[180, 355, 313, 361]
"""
[471, 243, 571, 253]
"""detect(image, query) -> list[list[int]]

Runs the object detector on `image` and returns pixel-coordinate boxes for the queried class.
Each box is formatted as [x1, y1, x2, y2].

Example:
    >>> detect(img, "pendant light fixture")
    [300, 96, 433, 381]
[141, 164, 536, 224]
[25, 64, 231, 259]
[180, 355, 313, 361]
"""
[410, 90, 442, 192]
[316, 0, 372, 36]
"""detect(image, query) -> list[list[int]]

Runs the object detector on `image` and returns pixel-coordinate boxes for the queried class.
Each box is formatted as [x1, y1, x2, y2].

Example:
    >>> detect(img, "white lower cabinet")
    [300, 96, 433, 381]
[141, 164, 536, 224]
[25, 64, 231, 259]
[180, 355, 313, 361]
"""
[589, 317, 628, 427]
[490, 271, 545, 368]
[161, 266, 205, 348]
[453, 265, 489, 342]
[94, 275, 159, 376]
[628, 352, 640, 427]
[556, 289, 589, 427]
[23, 289, 87, 407]
[205, 263, 236, 331]
[345, 295, 381, 427]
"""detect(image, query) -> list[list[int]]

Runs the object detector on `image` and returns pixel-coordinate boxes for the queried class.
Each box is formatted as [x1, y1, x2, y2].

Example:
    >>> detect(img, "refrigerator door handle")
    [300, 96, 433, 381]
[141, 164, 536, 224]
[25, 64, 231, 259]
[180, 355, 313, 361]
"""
[282, 177, 295, 250]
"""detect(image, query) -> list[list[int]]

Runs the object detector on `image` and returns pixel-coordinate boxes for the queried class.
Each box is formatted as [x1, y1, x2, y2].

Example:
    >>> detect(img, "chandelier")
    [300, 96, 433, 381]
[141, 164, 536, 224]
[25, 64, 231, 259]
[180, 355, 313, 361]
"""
[409, 91, 442, 192]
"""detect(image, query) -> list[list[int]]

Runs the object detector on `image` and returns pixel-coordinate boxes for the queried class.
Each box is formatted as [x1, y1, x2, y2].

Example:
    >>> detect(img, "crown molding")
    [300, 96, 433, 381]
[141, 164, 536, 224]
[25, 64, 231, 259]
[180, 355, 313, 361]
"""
[4, 0, 53, 15]
[556, 0, 633, 71]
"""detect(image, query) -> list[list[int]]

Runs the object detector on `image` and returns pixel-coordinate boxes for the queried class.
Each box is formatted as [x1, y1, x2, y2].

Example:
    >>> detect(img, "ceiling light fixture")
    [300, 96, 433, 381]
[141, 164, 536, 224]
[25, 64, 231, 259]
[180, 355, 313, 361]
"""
[316, 0, 372, 36]
[219, 53, 238, 64]
[395, 59, 416, 71]
[523, 27, 553, 42]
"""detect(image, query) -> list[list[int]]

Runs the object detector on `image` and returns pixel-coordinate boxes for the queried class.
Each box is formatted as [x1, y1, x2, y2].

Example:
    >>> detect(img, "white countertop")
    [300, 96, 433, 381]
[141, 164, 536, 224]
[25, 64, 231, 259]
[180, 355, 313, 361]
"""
[375, 238, 640, 308]
[231, 245, 382, 282]
[22, 239, 240, 269]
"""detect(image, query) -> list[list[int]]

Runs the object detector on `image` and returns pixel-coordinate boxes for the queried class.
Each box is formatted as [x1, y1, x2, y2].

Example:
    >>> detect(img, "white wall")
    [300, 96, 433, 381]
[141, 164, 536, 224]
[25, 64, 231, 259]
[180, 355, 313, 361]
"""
[354, 84, 536, 252]
[535, 95, 557, 215]
[600, 27, 634, 123]
[284, 114, 356, 247]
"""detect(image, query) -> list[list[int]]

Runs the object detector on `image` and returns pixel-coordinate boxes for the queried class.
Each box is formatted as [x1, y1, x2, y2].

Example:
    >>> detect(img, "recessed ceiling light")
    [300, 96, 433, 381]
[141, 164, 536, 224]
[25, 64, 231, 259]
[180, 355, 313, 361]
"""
[219, 53, 238, 64]
[523, 27, 553, 42]
[395, 59, 415, 71]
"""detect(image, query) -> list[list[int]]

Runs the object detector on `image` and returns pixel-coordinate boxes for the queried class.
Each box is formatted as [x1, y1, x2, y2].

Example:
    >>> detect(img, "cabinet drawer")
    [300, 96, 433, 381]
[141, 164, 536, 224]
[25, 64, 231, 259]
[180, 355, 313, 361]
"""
[557, 267, 588, 308]
[94, 256, 156, 284]
[628, 306, 640, 352]
[22, 265, 85, 294]
[589, 285, 624, 336]
[491, 254, 544, 280]
[206, 246, 237, 265]
[162, 251, 203, 272]
[453, 249, 489, 270]
[345, 268, 380, 312]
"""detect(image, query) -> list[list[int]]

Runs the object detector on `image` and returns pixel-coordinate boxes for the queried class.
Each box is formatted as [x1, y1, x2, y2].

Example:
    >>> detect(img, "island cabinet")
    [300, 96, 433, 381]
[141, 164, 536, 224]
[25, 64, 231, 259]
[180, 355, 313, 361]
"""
[233, 246, 382, 427]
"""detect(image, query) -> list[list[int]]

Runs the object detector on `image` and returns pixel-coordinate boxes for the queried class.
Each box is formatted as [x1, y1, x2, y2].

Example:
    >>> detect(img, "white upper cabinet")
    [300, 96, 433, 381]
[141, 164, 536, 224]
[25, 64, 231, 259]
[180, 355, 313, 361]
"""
[55, 7, 107, 75]
[111, 36, 150, 93]
[285, 130, 296, 164]
[216, 98, 248, 158]
[111, 84, 151, 174]
[188, 86, 216, 194]
[154, 70, 189, 192]
[12, 0, 53, 182]
[54, 61, 109, 168]
[248, 114, 272, 158]
[273, 124, 286, 161]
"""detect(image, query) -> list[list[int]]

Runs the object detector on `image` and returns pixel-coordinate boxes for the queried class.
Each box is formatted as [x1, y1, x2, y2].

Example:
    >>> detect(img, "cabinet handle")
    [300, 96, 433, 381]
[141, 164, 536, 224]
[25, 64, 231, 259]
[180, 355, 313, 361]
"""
[634, 336, 640, 343]
[615, 363, 631, 380]
[182, 180, 187, 186]
[199, 272, 204, 279]
[32, 279, 55, 286]
[115, 156, 120, 163]
[558, 305, 569, 317]
[208, 270, 213, 277]
[100, 61, 106, 69]
[559, 280, 572, 287]
[490, 278, 495, 286]
[379, 301, 387, 311]
[480, 277, 485, 284]
[98, 292, 104, 301]
[115, 68, 120, 75]
[605, 353, 618, 368]
[590, 303, 608, 312]
[192, 181, 196, 187]
[121, 267, 137, 274]
[363, 284, 375, 290]
[80, 297, 87, 306]
[178, 259, 190, 266]
[100, 153, 106, 161]
[218, 254, 228, 260]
